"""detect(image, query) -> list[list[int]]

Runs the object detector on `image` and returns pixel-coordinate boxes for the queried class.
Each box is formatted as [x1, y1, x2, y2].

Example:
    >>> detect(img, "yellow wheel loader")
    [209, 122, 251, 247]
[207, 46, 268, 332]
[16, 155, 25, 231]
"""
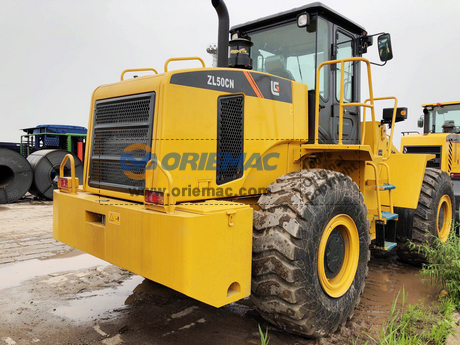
[53, 0, 454, 337]
[398, 102, 458, 261]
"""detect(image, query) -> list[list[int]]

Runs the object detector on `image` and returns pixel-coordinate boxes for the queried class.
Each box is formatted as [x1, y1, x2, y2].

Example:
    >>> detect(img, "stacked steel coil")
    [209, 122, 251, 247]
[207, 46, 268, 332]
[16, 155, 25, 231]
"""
[0, 148, 83, 203]
[0, 148, 33, 203]
[27, 149, 83, 200]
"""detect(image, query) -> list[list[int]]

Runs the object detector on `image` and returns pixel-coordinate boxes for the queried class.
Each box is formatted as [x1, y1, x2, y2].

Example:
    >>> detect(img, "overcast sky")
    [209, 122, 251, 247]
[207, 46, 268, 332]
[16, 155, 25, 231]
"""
[1, 0, 459, 148]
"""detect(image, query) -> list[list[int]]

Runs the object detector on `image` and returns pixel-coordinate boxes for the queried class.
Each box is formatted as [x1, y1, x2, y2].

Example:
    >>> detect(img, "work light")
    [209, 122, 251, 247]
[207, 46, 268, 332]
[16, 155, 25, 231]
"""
[297, 13, 309, 27]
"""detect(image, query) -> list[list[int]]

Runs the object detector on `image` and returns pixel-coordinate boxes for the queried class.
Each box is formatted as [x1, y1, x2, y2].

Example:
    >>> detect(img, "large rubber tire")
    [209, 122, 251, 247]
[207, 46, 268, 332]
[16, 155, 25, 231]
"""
[397, 168, 455, 263]
[252, 169, 370, 338]
[0, 148, 33, 204]
[27, 149, 83, 200]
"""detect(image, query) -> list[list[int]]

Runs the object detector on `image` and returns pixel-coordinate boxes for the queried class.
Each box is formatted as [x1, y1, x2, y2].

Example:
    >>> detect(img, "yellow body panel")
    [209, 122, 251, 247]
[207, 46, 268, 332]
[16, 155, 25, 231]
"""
[401, 133, 460, 174]
[82, 68, 308, 204]
[295, 141, 428, 240]
[55, 62, 433, 308]
[53, 190, 253, 307]
[383, 153, 430, 209]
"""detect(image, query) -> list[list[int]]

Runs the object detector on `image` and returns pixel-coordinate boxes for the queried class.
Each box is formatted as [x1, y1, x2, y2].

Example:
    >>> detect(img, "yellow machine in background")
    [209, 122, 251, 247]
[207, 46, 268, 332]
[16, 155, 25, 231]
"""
[401, 102, 460, 220]
[53, 0, 454, 338]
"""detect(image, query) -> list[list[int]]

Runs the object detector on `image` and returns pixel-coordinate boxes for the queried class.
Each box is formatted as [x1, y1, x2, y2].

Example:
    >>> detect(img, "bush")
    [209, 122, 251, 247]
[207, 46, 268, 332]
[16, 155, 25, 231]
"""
[411, 231, 460, 306]
[373, 230, 460, 344]
[374, 289, 454, 344]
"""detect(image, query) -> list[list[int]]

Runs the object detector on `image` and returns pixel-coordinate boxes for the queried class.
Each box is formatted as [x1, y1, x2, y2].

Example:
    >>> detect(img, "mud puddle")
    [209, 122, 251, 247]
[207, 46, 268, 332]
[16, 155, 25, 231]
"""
[324, 253, 441, 343]
[0, 251, 109, 290]
[53, 275, 144, 322]
[0, 251, 442, 344]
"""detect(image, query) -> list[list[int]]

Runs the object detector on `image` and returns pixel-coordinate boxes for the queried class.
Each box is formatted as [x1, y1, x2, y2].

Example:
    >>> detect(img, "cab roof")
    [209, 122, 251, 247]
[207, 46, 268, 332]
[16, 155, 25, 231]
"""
[422, 101, 460, 108]
[231, 2, 366, 35]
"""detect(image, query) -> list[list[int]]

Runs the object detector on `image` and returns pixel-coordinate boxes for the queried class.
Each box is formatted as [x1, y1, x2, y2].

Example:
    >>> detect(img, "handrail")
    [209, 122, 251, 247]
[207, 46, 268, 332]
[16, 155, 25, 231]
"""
[60, 154, 76, 182]
[58, 154, 78, 194]
[315, 57, 376, 149]
[164, 57, 205, 72]
[121, 68, 158, 81]
[366, 162, 382, 221]
[380, 162, 394, 213]
[145, 159, 175, 213]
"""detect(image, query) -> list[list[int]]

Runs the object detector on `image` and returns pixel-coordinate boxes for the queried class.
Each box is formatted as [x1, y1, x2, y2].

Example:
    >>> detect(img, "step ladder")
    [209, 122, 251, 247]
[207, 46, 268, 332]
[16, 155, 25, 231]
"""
[366, 162, 398, 251]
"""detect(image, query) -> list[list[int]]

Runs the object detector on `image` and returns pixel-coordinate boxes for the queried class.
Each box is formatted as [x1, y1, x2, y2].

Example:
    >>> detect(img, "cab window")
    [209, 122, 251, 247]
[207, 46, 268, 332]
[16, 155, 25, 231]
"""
[336, 31, 354, 103]
[428, 105, 460, 133]
[251, 22, 316, 87]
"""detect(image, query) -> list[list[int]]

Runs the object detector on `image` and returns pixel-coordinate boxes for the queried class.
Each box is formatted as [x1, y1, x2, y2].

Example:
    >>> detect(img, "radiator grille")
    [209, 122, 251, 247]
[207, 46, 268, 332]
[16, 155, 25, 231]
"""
[89, 93, 155, 192]
[216, 95, 244, 185]
[95, 99, 151, 124]
[403, 145, 442, 168]
[90, 161, 145, 188]
[93, 128, 150, 157]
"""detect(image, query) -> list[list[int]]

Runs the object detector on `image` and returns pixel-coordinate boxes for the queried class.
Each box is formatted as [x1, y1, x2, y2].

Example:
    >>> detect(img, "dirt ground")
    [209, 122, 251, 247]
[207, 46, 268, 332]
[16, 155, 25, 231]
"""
[0, 201, 441, 344]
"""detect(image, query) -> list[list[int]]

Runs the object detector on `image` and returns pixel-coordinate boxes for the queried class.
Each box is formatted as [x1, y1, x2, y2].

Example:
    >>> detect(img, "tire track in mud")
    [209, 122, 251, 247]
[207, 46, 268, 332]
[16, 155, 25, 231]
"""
[352, 254, 440, 337]
[321, 254, 441, 344]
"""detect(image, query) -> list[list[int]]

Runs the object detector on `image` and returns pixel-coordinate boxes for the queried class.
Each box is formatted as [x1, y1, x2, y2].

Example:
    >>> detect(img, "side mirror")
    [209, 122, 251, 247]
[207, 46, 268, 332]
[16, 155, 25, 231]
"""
[417, 116, 424, 128]
[378, 34, 393, 62]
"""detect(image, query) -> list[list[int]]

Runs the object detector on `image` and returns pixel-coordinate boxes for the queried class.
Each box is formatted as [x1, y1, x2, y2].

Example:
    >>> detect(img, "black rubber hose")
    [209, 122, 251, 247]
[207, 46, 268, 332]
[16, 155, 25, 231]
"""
[27, 149, 83, 200]
[0, 148, 33, 204]
[211, 0, 229, 67]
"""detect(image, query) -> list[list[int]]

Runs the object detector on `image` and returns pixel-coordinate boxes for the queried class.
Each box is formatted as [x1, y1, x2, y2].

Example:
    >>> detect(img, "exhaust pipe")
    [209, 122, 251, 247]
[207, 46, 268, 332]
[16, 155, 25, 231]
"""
[211, 0, 229, 67]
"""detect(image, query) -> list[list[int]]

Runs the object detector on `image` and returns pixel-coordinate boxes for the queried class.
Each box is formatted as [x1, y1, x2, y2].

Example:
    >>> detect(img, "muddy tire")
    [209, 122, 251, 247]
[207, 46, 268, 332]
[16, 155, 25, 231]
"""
[397, 168, 454, 264]
[252, 169, 370, 338]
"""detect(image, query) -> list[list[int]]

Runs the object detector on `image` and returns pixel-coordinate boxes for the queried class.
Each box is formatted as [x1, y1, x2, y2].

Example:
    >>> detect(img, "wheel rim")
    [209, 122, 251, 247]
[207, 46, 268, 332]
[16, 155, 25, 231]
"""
[437, 195, 452, 242]
[318, 214, 359, 298]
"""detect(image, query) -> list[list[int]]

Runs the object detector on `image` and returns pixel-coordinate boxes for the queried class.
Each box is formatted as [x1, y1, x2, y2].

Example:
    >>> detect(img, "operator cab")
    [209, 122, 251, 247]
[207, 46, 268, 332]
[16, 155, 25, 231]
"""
[230, 2, 387, 145]
[419, 103, 460, 134]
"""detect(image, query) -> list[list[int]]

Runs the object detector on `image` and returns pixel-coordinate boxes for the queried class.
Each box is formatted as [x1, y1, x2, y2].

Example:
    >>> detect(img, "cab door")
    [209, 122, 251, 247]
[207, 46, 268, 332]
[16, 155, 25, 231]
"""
[315, 17, 334, 144]
[332, 28, 360, 144]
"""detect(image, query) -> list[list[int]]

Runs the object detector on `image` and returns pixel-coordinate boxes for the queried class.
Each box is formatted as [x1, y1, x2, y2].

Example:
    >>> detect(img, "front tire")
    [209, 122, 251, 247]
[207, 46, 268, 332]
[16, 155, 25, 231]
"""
[397, 168, 455, 263]
[252, 169, 370, 338]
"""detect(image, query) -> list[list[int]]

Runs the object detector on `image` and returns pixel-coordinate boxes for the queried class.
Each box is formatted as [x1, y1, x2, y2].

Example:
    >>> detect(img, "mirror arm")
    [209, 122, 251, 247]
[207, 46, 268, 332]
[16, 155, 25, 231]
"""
[370, 60, 387, 67]
[366, 32, 387, 38]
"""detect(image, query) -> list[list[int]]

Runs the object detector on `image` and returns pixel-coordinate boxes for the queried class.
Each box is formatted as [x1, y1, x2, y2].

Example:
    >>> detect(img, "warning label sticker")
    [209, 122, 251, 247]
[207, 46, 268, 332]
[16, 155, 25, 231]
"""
[108, 211, 121, 225]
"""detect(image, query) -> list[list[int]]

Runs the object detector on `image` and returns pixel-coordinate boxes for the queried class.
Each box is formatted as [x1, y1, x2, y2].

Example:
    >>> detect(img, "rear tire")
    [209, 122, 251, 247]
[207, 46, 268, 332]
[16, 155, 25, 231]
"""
[252, 169, 370, 338]
[397, 168, 454, 263]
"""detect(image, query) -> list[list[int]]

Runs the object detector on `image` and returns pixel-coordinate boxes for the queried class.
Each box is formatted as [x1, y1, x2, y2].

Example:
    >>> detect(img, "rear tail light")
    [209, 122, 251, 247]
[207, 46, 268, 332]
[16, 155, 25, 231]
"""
[58, 177, 68, 188]
[145, 190, 164, 204]
[451, 173, 460, 179]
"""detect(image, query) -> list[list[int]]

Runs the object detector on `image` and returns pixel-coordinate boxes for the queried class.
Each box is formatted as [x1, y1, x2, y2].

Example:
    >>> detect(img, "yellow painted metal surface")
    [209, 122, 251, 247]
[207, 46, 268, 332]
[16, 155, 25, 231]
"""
[422, 101, 460, 107]
[82, 68, 309, 204]
[382, 153, 428, 209]
[437, 194, 453, 242]
[55, 56, 437, 310]
[57, 154, 79, 194]
[317, 214, 359, 298]
[401, 133, 460, 174]
[53, 190, 253, 308]
[401, 101, 460, 175]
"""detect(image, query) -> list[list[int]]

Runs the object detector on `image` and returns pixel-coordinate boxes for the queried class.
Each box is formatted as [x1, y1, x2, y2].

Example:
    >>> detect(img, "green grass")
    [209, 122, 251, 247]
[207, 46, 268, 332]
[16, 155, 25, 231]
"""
[412, 231, 460, 307]
[371, 230, 460, 344]
[371, 289, 454, 344]
[258, 324, 270, 345]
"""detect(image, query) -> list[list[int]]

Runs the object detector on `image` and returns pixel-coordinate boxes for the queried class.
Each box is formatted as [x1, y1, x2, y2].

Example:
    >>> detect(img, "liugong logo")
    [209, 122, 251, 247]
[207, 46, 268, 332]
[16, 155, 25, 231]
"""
[271, 80, 280, 96]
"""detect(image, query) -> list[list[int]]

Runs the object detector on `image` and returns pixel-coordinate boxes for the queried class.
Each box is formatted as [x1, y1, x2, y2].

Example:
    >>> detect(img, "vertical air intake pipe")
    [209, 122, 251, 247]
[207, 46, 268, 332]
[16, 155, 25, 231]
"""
[211, 0, 229, 67]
